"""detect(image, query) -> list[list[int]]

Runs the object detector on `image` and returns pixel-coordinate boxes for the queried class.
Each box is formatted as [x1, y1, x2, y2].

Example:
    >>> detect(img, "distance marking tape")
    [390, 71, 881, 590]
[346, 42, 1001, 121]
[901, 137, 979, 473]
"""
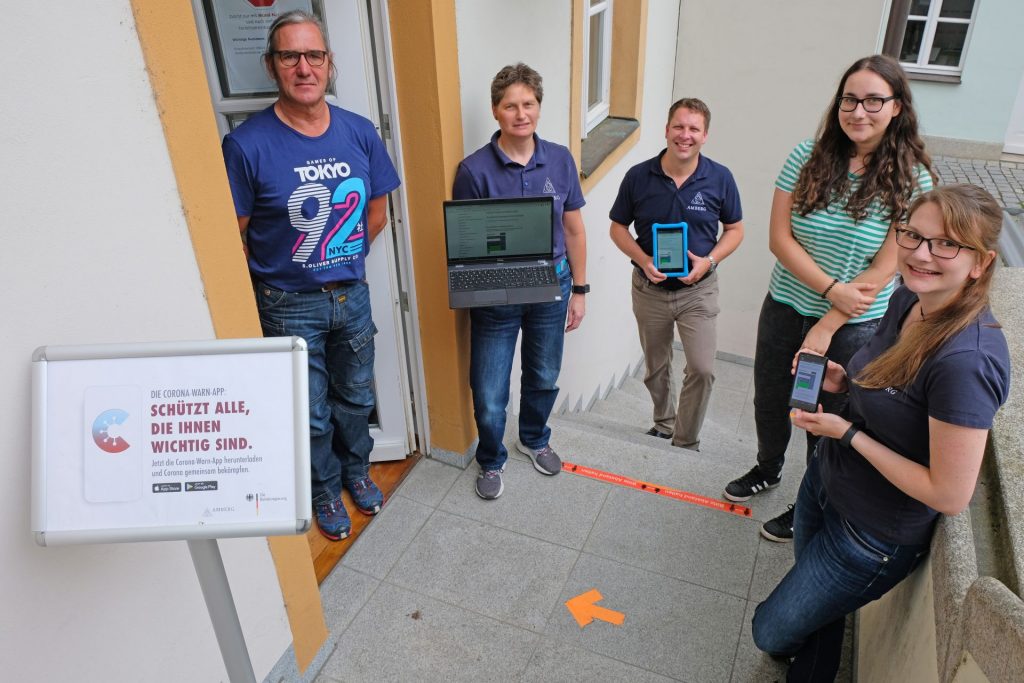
[562, 461, 752, 518]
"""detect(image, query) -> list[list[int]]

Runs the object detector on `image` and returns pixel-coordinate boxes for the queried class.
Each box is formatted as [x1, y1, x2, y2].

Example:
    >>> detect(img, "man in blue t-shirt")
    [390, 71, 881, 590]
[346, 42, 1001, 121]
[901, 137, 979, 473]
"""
[221, 11, 400, 541]
[609, 98, 744, 450]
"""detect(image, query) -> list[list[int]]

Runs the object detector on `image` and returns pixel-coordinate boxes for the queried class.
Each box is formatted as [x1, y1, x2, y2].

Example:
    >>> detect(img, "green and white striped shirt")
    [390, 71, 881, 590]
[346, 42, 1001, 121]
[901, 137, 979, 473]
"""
[768, 139, 933, 321]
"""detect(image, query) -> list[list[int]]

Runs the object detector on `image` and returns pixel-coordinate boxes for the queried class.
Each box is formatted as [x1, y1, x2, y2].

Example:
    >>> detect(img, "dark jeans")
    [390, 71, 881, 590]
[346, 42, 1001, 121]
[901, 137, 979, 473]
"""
[752, 295, 879, 477]
[470, 267, 572, 471]
[752, 453, 928, 681]
[256, 281, 377, 503]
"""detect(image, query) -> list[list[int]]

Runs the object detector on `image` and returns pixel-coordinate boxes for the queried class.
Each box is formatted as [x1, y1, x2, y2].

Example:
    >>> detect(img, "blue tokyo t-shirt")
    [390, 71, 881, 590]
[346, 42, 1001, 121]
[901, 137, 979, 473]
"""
[820, 286, 1010, 544]
[452, 132, 585, 261]
[609, 151, 742, 290]
[223, 105, 401, 292]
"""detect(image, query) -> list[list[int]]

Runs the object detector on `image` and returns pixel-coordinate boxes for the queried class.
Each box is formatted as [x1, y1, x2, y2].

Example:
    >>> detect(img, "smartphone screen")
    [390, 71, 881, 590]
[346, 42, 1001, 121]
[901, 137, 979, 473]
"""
[789, 353, 827, 411]
[657, 227, 686, 272]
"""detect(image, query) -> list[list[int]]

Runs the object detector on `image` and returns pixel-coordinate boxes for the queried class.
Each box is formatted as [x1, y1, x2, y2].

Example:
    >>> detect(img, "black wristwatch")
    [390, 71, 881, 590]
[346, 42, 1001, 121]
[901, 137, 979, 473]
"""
[839, 424, 860, 449]
[571, 284, 590, 295]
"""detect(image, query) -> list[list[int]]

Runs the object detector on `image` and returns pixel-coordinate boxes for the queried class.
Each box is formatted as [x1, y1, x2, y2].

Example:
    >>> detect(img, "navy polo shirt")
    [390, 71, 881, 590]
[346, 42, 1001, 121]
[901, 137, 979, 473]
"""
[819, 286, 1010, 545]
[452, 132, 586, 261]
[610, 151, 742, 289]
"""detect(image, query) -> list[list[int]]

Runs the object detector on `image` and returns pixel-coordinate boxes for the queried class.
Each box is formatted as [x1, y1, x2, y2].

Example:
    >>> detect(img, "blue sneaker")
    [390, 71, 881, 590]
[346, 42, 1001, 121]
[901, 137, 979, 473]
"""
[314, 496, 351, 541]
[345, 476, 384, 515]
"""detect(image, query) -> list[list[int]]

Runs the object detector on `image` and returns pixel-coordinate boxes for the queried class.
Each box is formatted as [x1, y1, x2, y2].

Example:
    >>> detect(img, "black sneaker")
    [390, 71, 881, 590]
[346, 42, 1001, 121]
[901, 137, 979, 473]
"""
[724, 465, 781, 502]
[760, 505, 795, 543]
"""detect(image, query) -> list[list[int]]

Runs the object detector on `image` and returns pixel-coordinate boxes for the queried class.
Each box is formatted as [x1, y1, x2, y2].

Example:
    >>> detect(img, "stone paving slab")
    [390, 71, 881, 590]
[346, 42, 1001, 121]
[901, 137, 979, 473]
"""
[438, 456, 609, 550]
[583, 486, 760, 598]
[384, 510, 579, 632]
[546, 552, 747, 682]
[317, 582, 539, 682]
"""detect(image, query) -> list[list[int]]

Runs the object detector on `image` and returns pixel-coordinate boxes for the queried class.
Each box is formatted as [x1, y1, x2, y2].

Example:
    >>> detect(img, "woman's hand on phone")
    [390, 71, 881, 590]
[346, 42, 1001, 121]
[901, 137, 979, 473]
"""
[791, 406, 849, 439]
[791, 348, 848, 393]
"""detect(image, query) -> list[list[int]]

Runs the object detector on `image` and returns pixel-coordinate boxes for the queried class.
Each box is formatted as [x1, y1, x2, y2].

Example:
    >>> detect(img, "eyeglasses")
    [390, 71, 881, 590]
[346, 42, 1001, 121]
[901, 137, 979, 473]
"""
[271, 50, 328, 67]
[894, 227, 974, 259]
[837, 95, 898, 113]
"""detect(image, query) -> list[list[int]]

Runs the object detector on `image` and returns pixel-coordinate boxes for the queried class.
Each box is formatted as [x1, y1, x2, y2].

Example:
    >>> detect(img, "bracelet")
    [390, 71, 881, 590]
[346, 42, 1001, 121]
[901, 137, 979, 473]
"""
[821, 278, 840, 299]
[839, 424, 860, 449]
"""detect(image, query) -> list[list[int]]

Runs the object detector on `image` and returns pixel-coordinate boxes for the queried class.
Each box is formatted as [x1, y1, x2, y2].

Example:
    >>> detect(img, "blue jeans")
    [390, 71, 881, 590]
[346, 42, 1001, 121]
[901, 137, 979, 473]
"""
[470, 266, 572, 471]
[256, 281, 377, 503]
[752, 454, 928, 681]
[753, 295, 879, 476]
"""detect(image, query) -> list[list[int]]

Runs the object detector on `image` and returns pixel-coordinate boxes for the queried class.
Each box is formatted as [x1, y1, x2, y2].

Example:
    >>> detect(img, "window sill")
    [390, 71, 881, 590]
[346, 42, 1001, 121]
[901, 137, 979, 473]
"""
[580, 117, 640, 192]
[905, 70, 961, 84]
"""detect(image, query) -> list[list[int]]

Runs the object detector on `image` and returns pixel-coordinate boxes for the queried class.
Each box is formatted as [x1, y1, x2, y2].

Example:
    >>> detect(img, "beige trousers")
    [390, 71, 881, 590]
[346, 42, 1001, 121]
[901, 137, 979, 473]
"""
[630, 268, 719, 449]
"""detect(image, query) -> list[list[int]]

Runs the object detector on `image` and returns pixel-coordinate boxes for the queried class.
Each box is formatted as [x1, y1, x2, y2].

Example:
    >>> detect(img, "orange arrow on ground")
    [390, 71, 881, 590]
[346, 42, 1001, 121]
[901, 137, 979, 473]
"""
[566, 589, 625, 628]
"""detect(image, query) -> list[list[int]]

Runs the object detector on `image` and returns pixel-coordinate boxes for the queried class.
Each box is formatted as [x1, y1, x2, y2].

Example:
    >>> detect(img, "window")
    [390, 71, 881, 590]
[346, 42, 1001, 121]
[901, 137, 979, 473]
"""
[583, 0, 613, 135]
[571, 0, 646, 190]
[883, 0, 978, 80]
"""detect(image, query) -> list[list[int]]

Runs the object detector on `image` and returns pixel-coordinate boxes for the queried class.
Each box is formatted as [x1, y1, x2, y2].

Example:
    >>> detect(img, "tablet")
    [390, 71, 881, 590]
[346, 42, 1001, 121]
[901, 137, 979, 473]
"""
[652, 222, 688, 277]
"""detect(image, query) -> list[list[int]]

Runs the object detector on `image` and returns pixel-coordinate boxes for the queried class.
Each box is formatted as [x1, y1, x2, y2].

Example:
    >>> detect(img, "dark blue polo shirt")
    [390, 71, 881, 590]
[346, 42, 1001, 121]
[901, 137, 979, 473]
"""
[819, 285, 1010, 545]
[453, 132, 586, 261]
[610, 151, 742, 289]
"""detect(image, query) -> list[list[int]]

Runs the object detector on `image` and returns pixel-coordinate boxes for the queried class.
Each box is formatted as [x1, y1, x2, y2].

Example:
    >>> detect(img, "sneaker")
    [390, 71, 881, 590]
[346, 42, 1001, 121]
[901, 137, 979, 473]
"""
[724, 465, 781, 502]
[476, 466, 505, 500]
[515, 440, 562, 475]
[645, 427, 672, 439]
[760, 505, 795, 543]
[314, 496, 351, 541]
[344, 476, 384, 515]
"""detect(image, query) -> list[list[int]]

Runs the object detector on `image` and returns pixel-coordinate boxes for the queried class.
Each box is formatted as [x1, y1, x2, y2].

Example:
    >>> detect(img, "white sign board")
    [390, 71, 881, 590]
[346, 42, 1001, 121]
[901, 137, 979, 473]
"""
[31, 338, 311, 545]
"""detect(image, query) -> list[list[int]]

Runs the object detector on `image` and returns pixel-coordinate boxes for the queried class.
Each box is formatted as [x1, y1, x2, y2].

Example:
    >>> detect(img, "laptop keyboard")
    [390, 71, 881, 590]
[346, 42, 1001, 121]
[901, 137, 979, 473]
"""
[450, 266, 557, 291]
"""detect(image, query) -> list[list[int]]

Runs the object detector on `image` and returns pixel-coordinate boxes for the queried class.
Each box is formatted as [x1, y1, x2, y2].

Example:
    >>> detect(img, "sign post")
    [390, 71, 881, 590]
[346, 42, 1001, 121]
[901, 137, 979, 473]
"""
[31, 337, 311, 682]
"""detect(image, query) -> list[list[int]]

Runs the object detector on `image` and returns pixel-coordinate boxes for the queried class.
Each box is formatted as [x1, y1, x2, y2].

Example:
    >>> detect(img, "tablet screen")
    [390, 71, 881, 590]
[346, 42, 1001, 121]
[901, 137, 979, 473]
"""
[657, 227, 686, 272]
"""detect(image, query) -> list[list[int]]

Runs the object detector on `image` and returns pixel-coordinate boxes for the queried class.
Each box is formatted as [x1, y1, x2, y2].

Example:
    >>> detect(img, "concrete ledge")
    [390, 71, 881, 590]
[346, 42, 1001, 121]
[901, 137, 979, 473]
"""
[429, 443, 476, 470]
[857, 267, 1024, 681]
[959, 578, 1024, 683]
[924, 135, 1005, 162]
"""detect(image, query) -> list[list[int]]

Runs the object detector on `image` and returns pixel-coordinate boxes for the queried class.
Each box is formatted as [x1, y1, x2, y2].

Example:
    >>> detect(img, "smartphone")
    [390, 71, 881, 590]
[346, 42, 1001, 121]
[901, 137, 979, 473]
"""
[652, 222, 688, 277]
[789, 353, 828, 412]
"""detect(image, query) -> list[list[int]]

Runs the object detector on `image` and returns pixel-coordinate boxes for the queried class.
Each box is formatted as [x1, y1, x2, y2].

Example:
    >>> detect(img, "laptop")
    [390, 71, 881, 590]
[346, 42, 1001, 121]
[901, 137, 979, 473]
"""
[444, 196, 563, 309]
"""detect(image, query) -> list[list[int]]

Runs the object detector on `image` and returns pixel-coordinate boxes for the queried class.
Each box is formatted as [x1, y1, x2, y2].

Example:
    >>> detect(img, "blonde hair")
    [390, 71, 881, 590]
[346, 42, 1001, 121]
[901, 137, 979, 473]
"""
[856, 185, 1002, 389]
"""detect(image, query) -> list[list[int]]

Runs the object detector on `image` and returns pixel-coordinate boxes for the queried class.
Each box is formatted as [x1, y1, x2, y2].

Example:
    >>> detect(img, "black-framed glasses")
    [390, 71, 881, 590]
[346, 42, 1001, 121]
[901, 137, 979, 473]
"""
[837, 95, 898, 113]
[271, 50, 328, 67]
[894, 227, 974, 259]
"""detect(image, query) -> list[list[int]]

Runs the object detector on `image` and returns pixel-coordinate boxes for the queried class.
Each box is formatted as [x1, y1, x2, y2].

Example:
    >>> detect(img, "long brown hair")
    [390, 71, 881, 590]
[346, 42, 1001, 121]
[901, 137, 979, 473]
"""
[856, 185, 1002, 390]
[793, 55, 933, 223]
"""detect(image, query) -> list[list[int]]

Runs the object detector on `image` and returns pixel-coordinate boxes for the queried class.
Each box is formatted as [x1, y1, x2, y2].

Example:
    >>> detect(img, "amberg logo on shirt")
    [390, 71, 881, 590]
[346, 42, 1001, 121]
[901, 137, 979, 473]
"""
[287, 160, 366, 266]
[687, 191, 708, 212]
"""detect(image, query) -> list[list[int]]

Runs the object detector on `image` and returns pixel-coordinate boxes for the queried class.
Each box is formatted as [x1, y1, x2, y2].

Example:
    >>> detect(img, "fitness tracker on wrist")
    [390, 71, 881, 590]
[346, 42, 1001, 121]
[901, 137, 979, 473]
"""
[571, 284, 590, 295]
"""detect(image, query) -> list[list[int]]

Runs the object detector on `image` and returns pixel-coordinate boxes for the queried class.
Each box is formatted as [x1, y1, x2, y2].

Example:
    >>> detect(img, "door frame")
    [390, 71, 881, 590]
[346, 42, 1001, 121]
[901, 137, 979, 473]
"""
[188, 0, 428, 457]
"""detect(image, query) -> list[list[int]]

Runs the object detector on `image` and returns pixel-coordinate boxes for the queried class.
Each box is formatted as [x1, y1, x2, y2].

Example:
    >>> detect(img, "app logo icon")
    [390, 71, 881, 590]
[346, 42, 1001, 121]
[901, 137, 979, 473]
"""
[91, 408, 132, 453]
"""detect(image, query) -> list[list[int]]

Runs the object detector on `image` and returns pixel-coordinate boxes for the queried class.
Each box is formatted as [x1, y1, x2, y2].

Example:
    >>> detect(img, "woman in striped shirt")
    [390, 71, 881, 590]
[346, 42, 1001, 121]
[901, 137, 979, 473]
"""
[724, 55, 934, 543]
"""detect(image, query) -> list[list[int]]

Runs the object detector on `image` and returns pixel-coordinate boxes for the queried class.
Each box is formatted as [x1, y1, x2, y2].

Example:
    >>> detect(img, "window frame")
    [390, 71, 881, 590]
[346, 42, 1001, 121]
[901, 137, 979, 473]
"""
[884, 0, 979, 79]
[582, 0, 613, 135]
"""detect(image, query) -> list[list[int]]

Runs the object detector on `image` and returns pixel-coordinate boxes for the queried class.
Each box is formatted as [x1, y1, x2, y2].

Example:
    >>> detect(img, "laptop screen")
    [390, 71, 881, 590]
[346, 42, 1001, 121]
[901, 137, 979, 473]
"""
[444, 197, 554, 263]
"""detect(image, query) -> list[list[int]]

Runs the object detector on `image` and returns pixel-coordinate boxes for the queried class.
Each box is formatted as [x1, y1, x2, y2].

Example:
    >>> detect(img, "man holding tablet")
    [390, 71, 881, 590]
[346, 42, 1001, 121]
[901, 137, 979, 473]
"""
[609, 98, 744, 450]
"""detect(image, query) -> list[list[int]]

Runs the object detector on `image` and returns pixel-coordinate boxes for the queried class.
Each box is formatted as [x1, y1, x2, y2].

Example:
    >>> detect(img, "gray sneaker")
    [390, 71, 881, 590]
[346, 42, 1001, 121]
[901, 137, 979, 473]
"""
[515, 440, 562, 475]
[476, 466, 505, 500]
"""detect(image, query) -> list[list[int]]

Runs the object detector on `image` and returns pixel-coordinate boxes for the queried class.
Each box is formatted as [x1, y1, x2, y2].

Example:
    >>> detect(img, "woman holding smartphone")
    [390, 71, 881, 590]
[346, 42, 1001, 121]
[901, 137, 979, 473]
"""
[724, 55, 934, 542]
[752, 184, 1010, 681]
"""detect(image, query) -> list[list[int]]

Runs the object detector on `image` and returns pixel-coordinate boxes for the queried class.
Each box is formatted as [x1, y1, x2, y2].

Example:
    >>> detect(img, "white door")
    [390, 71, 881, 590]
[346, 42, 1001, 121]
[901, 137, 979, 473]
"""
[191, 0, 414, 460]
[1005, 70, 1024, 156]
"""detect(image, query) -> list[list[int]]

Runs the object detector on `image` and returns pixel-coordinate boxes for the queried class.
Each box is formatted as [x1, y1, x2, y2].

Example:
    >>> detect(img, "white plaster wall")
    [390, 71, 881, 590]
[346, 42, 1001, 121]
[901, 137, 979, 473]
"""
[561, 0, 686, 407]
[673, 0, 888, 359]
[0, 2, 290, 681]
[908, 0, 1024, 146]
[455, 0, 573, 151]
[453, 1, 681, 413]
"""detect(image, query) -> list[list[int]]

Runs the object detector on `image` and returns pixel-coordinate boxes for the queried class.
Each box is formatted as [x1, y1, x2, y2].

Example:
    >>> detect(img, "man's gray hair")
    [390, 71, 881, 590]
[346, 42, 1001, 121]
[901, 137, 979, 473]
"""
[264, 10, 330, 56]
